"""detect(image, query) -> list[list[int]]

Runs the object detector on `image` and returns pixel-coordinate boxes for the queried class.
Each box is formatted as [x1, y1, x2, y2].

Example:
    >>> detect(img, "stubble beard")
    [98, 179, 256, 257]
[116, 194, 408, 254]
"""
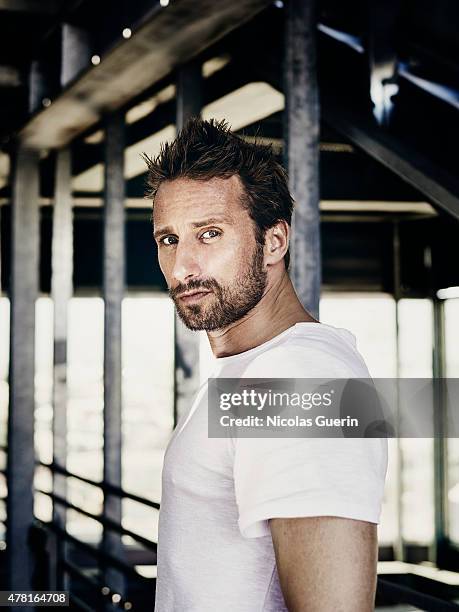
[170, 242, 267, 331]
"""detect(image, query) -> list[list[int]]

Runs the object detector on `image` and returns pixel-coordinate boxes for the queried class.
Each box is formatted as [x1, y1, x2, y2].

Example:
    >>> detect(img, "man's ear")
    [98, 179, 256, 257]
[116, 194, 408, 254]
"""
[264, 220, 290, 266]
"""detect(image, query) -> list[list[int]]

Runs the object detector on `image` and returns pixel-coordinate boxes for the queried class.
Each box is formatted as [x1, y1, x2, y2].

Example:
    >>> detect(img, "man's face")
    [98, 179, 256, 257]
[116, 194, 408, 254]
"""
[153, 175, 268, 331]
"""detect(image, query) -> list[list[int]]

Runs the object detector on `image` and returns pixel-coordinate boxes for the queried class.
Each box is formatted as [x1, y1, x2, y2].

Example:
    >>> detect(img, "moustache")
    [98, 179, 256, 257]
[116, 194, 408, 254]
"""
[169, 278, 219, 299]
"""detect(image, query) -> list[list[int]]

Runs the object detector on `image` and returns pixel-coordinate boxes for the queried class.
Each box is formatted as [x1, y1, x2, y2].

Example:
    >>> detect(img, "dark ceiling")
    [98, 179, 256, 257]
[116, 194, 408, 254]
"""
[0, 0, 458, 295]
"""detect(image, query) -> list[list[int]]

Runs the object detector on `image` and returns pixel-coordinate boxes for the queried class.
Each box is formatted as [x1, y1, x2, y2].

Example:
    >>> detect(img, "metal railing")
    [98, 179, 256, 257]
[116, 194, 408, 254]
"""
[33, 459, 158, 610]
[377, 577, 459, 611]
[2, 446, 459, 610]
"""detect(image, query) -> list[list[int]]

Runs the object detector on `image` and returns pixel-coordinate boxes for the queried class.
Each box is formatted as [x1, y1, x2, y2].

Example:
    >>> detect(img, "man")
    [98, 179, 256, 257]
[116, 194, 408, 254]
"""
[145, 118, 387, 611]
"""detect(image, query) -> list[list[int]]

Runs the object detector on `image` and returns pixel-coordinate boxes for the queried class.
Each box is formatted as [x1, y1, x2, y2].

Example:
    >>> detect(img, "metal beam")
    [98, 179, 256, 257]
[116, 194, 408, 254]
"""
[173, 62, 202, 425]
[6, 147, 40, 600]
[19, 0, 272, 149]
[317, 23, 364, 54]
[0, 196, 435, 216]
[0, 66, 21, 87]
[285, 0, 321, 319]
[102, 111, 125, 598]
[50, 148, 73, 590]
[323, 101, 459, 220]
[73, 83, 284, 192]
[71, 59, 249, 184]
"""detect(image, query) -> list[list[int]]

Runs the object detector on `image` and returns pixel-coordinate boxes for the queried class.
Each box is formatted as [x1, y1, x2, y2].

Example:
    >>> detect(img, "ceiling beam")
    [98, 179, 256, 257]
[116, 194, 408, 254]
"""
[72, 81, 283, 191]
[0, 198, 434, 216]
[0, 0, 60, 13]
[71, 59, 251, 179]
[323, 101, 459, 220]
[0, 65, 21, 87]
[19, 0, 272, 149]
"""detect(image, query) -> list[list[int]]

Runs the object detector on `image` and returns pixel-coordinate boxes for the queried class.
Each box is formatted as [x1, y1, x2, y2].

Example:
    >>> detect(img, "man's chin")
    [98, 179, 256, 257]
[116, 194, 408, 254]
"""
[183, 322, 208, 331]
[175, 310, 224, 332]
[175, 308, 208, 331]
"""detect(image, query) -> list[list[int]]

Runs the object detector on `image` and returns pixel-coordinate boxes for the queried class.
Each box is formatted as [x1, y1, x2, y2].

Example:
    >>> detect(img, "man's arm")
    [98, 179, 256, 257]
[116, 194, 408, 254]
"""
[270, 516, 378, 612]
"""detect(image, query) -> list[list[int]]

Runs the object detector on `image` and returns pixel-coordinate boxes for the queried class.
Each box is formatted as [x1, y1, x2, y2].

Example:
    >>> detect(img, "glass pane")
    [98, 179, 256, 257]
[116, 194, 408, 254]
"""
[320, 293, 397, 546]
[445, 298, 459, 544]
[121, 296, 174, 547]
[67, 297, 104, 482]
[29, 295, 174, 545]
[398, 299, 433, 378]
[320, 293, 397, 377]
[398, 299, 434, 545]
[66, 297, 104, 542]
[34, 298, 54, 522]
[0, 297, 9, 542]
[35, 297, 54, 463]
[0, 298, 9, 447]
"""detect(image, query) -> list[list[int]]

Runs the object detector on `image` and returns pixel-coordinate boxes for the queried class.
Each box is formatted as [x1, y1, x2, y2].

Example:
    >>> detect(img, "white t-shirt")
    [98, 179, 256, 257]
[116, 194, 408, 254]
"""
[154, 322, 388, 611]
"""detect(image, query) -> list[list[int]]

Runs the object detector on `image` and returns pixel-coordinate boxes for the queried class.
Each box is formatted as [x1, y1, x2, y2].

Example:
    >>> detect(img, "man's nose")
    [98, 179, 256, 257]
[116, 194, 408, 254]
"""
[171, 241, 202, 283]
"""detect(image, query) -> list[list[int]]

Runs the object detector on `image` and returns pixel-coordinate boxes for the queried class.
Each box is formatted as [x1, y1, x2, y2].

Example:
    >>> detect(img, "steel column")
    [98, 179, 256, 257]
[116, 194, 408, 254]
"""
[173, 62, 202, 425]
[50, 148, 73, 589]
[102, 111, 125, 598]
[285, 0, 321, 319]
[176, 60, 202, 129]
[29, 60, 47, 114]
[368, 0, 399, 125]
[61, 23, 91, 88]
[7, 146, 40, 601]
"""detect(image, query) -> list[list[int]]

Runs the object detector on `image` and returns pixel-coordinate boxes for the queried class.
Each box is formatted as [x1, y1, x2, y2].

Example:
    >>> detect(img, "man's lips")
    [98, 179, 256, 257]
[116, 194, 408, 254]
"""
[177, 290, 212, 303]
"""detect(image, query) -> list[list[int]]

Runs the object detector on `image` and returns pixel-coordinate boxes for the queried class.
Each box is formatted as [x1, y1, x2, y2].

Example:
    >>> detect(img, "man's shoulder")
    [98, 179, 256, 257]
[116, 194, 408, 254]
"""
[241, 325, 369, 379]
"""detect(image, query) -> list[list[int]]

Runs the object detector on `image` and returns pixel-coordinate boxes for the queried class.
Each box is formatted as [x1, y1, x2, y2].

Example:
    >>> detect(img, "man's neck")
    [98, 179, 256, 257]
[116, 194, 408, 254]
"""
[207, 271, 319, 358]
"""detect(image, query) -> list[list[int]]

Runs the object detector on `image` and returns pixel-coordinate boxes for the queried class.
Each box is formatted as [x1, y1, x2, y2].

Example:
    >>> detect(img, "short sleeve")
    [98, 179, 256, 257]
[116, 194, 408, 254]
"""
[232, 337, 387, 539]
[234, 435, 388, 538]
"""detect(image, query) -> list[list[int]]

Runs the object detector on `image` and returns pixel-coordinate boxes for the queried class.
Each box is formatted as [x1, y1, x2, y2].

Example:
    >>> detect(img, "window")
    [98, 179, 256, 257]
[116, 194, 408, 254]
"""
[445, 298, 459, 545]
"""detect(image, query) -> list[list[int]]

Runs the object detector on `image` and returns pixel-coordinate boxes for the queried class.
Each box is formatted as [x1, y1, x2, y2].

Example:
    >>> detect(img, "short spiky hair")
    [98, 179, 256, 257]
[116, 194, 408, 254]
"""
[144, 118, 294, 269]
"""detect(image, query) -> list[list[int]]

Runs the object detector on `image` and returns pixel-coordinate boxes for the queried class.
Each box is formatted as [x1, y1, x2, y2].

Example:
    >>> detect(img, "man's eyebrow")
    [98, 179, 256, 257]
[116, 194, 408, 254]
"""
[153, 216, 233, 240]
[191, 216, 234, 228]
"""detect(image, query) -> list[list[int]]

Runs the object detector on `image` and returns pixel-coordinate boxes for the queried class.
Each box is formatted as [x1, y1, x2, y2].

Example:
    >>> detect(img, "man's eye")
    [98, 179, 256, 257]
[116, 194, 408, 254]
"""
[200, 229, 221, 240]
[161, 236, 178, 246]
